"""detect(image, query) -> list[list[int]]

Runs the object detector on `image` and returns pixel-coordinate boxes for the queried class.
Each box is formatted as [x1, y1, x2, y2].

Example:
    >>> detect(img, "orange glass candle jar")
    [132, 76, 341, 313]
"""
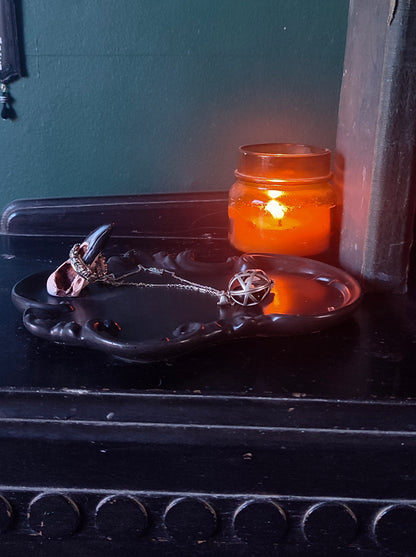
[228, 143, 336, 256]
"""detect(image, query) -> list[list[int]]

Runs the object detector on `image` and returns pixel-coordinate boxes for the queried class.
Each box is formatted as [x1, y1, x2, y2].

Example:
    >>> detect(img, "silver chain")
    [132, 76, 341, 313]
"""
[69, 245, 273, 307]
[118, 265, 222, 295]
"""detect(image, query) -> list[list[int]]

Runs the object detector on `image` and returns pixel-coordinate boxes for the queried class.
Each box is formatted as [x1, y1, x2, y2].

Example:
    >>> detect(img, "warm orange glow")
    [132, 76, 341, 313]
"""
[228, 144, 336, 256]
[229, 203, 331, 255]
[262, 274, 334, 315]
[265, 197, 286, 220]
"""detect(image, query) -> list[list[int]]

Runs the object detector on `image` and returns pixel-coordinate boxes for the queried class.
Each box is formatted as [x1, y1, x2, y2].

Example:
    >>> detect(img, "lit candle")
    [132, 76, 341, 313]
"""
[228, 144, 336, 256]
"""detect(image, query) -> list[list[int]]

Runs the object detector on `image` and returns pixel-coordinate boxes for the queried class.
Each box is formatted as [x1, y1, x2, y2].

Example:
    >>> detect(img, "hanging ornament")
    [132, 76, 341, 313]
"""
[0, 0, 22, 120]
[1, 83, 15, 120]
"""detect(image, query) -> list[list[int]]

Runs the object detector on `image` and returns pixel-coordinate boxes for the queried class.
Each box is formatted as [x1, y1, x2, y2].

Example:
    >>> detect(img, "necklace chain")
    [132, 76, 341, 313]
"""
[69, 245, 273, 307]
[115, 265, 224, 297]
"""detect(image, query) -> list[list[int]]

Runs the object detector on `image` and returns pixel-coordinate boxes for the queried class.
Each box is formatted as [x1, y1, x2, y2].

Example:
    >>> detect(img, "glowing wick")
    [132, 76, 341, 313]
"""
[265, 194, 287, 219]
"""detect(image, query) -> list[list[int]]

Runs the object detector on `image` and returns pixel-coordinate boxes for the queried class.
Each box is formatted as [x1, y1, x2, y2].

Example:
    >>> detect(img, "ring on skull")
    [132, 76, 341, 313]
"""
[69, 243, 108, 283]
[227, 269, 273, 306]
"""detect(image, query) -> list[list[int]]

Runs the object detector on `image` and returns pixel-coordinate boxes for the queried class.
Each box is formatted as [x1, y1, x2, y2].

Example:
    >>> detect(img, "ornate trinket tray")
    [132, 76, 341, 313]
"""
[12, 242, 361, 362]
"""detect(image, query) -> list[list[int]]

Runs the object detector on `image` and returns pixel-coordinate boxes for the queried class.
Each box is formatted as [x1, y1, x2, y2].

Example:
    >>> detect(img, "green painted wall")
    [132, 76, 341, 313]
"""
[1, 0, 348, 213]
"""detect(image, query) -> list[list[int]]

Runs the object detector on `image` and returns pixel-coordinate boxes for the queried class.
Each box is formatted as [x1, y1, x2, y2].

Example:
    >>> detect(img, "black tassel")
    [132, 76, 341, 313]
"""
[0, 83, 16, 120]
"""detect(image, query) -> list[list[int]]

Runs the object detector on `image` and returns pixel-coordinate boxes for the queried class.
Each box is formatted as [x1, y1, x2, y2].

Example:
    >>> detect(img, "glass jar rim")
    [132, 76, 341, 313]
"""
[235, 143, 332, 184]
[239, 143, 330, 158]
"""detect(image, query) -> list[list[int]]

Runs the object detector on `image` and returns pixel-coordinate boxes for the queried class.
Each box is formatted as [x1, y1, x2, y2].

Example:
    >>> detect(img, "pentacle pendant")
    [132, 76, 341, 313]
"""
[227, 269, 273, 306]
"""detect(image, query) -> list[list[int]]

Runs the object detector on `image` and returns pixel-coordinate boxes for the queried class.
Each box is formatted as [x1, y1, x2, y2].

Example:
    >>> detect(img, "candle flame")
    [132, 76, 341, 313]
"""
[267, 190, 283, 199]
[265, 199, 286, 220]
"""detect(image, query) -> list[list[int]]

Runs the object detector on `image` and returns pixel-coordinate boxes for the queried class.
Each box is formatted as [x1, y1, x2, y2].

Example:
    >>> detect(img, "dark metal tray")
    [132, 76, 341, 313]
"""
[12, 251, 361, 363]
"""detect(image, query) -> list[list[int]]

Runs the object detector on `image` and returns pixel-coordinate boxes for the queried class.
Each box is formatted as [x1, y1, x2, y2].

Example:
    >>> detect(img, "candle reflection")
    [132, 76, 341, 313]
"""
[263, 274, 344, 316]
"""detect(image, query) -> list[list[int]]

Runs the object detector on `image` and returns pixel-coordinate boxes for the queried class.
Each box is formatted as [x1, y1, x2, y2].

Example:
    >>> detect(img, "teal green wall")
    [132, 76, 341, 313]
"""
[1, 0, 348, 213]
